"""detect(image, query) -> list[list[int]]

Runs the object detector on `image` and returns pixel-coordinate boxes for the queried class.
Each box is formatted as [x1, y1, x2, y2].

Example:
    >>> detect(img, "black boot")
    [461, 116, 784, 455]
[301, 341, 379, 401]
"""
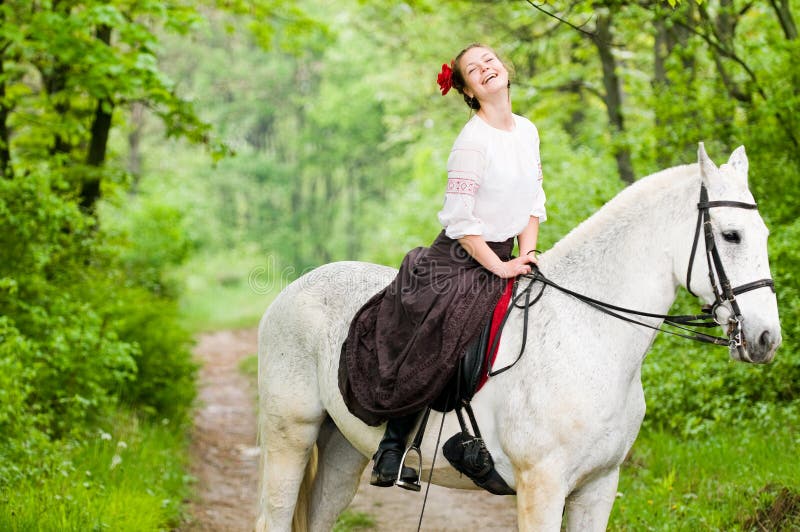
[370, 412, 419, 487]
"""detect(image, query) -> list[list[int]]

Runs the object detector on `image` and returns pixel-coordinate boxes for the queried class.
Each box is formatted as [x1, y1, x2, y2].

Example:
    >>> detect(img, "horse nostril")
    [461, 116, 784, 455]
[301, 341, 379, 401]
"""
[759, 330, 772, 348]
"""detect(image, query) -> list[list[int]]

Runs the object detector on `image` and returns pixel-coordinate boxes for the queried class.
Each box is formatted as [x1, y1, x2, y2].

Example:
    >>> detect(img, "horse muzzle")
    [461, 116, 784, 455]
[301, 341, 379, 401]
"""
[730, 325, 781, 364]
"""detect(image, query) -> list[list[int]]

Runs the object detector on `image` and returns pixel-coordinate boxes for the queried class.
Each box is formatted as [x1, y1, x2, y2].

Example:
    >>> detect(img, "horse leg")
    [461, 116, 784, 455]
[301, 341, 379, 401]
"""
[514, 465, 569, 531]
[307, 417, 369, 532]
[563, 469, 620, 532]
[255, 380, 325, 531]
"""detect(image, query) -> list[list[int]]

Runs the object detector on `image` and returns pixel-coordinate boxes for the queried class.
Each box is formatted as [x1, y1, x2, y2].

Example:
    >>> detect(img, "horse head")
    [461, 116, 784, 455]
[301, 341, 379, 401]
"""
[683, 142, 781, 364]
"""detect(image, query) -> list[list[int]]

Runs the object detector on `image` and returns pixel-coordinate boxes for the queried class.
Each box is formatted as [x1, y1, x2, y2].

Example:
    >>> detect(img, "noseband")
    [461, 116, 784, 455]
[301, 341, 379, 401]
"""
[685, 183, 775, 356]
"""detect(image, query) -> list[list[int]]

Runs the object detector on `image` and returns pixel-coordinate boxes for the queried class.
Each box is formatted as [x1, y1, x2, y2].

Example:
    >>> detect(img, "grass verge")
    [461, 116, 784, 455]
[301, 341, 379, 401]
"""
[0, 413, 192, 531]
[609, 411, 800, 530]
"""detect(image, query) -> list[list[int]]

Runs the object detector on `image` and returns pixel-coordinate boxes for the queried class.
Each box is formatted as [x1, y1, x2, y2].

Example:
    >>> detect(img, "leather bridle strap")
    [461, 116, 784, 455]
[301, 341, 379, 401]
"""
[683, 183, 775, 356]
[733, 279, 775, 296]
[686, 184, 774, 299]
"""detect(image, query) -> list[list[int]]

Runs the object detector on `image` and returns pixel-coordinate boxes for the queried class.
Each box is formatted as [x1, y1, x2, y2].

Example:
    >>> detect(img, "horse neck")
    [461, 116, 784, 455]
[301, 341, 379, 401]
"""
[542, 166, 699, 316]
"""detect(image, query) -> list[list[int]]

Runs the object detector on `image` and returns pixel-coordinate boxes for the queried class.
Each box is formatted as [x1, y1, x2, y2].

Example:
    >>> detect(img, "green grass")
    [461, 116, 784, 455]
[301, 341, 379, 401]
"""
[239, 353, 258, 378]
[173, 246, 278, 332]
[609, 413, 800, 531]
[0, 413, 192, 531]
[334, 510, 376, 531]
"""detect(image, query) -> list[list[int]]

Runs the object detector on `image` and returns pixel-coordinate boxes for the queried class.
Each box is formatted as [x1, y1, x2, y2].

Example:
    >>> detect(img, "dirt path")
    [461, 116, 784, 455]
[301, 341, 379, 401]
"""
[184, 329, 517, 531]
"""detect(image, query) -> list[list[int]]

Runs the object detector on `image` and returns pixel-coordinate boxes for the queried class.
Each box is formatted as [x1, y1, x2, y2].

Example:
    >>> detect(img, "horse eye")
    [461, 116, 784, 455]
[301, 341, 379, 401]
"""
[722, 231, 741, 244]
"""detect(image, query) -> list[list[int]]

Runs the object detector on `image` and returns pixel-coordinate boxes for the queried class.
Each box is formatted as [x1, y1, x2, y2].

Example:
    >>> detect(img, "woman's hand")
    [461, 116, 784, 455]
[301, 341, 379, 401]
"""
[458, 234, 539, 279]
[495, 254, 536, 279]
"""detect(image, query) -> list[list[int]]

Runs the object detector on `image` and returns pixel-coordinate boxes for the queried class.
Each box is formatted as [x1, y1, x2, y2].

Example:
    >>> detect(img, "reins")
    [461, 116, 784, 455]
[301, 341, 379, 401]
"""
[487, 182, 776, 377]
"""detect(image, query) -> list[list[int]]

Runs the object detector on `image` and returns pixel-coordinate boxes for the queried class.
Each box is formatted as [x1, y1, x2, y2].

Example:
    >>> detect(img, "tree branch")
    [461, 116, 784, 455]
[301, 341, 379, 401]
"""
[525, 0, 594, 36]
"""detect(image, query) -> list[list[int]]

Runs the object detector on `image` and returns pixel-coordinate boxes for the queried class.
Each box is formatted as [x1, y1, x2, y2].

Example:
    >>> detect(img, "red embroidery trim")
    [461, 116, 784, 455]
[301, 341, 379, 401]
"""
[446, 178, 479, 196]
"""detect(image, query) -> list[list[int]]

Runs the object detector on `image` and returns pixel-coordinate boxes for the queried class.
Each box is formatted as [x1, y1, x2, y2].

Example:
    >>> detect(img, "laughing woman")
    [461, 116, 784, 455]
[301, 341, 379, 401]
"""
[339, 43, 547, 488]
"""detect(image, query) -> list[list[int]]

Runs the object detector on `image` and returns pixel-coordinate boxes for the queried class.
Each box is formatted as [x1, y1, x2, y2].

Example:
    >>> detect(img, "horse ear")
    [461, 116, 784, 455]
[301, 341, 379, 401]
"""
[698, 142, 717, 183]
[727, 145, 749, 179]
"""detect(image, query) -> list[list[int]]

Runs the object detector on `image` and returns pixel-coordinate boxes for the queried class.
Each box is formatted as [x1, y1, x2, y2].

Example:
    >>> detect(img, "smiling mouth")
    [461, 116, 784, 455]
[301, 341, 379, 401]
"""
[482, 73, 497, 85]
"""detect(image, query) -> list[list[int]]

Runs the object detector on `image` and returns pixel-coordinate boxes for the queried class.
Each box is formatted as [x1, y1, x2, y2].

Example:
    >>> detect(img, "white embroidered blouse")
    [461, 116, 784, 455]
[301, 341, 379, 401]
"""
[437, 113, 547, 242]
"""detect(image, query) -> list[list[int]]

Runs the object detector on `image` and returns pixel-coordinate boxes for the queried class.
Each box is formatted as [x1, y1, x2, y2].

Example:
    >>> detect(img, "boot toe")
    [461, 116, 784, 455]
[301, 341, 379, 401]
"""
[369, 449, 404, 487]
[399, 465, 418, 483]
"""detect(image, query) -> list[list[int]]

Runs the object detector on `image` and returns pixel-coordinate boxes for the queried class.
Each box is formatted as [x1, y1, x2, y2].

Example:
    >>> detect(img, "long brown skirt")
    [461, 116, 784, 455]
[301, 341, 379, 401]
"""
[339, 230, 514, 426]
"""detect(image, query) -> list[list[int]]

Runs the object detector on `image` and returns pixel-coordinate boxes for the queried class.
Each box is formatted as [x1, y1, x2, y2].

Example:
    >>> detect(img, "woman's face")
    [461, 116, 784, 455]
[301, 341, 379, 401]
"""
[459, 47, 509, 102]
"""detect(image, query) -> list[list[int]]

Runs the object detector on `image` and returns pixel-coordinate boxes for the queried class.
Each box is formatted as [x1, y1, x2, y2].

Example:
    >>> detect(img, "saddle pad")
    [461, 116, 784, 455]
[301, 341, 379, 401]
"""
[475, 277, 515, 393]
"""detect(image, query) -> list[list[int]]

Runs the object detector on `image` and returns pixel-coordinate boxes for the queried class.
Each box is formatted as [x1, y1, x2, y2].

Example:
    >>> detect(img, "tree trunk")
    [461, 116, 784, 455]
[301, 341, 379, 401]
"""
[0, 39, 11, 179]
[127, 102, 144, 193]
[769, 0, 797, 41]
[81, 24, 114, 211]
[654, 17, 668, 87]
[42, 63, 72, 156]
[593, 12, 634, 185]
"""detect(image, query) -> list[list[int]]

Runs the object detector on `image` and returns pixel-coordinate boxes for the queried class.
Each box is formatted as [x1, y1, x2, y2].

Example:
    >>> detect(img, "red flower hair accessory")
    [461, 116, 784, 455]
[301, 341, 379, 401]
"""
[437, 61, 454, 95]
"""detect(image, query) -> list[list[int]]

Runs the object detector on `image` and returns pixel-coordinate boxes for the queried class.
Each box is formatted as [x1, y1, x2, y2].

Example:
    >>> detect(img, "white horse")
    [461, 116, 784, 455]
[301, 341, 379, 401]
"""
[256, 144, 781, 531]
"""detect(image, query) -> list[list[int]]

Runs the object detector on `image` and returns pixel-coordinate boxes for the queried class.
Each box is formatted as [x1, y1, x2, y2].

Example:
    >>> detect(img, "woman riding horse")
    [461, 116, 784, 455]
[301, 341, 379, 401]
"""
[339, 43, 548, 488]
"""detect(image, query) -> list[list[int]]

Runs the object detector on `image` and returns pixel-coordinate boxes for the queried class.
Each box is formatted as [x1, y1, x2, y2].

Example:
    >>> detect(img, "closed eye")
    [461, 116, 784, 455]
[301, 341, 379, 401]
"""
[722, 230, 741, 244]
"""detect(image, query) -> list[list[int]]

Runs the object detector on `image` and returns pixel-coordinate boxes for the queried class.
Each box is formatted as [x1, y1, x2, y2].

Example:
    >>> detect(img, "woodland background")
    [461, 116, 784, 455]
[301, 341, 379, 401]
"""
[0, 0, 798, 529]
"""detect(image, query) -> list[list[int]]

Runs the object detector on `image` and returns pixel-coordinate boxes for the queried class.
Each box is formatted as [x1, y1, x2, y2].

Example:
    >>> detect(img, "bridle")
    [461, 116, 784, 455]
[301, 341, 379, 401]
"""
[488, 183, 776, 377]
[685, 183, 775, 359]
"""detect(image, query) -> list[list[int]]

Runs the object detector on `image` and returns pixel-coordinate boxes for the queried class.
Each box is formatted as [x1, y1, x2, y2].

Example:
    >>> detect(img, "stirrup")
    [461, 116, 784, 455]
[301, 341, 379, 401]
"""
[395, 444, 422, 492]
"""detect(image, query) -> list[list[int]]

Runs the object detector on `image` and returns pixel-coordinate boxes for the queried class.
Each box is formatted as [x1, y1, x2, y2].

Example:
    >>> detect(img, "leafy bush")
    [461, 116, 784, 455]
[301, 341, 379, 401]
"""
[0, 170, 196, 485]
[113, 287, 197, 420]
[0, 174, 134, 439]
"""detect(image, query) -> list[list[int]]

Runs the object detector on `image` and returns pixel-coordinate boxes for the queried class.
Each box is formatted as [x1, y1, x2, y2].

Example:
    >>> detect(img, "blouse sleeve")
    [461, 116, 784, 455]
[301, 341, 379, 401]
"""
[529, 133, 547, 222]
[437, 141, 486, 239]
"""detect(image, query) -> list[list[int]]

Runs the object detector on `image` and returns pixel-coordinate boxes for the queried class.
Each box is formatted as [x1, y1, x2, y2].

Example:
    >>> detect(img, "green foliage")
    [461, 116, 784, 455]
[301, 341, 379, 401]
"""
[610, 416, 800, 530]
[1, 0, 221, 179]
[0, 169, 197, 445]
[112, 287, 197, 421]
[334, 510, 376, 531]
[0, 0, 204, 492]
[0, 413, 192, 531]
[0, 174, 133, 439]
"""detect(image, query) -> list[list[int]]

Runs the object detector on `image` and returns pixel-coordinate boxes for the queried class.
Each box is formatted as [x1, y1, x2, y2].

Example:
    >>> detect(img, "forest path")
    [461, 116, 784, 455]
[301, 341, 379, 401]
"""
[183, 328, 517, 531]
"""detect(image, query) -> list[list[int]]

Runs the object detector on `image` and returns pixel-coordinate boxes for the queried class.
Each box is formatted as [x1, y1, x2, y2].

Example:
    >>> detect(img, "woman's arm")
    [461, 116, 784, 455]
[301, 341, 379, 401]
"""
[517, 216, 541, 260]
[458, 234, 534, 279]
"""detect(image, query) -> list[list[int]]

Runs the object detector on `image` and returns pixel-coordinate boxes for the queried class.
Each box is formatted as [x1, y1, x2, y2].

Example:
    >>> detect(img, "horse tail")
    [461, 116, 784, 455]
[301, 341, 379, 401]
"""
[255, 437, 319, 532]
[292, 444, 318, 532]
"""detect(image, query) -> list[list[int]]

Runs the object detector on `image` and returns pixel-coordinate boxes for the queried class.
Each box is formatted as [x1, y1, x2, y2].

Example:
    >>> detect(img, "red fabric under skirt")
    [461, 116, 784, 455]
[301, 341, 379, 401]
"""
[339, 230, 514, 426]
